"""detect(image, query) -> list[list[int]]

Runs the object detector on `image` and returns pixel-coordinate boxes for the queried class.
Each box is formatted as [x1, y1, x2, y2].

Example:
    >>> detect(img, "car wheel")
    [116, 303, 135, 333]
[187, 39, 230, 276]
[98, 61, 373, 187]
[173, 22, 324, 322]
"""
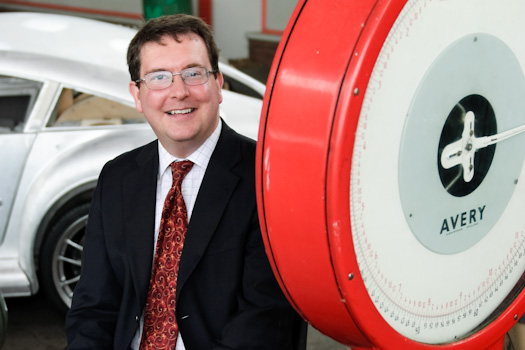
[39, 203, 89, 313]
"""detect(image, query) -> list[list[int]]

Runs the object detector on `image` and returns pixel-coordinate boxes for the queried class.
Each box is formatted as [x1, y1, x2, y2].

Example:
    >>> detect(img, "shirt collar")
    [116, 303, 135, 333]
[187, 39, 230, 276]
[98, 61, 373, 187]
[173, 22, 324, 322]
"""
[157, 119, 222, 176]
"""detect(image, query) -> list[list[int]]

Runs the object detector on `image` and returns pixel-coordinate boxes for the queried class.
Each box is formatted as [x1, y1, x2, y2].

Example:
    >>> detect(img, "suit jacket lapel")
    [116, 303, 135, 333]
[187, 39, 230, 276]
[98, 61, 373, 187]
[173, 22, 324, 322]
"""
[122, 141, 159, 306]
[176, 124, 241, 301]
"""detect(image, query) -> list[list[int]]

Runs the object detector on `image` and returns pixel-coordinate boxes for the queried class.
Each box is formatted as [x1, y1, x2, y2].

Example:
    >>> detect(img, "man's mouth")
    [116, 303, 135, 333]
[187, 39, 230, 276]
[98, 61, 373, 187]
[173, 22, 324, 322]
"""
[167, 108, 195, 115]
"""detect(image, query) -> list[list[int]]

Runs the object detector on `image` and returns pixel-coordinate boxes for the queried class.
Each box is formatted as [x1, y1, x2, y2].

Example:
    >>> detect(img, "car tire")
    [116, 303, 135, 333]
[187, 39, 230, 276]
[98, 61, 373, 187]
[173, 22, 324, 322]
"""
[39, 203, 89, 313]
[0, 291, 6, 348]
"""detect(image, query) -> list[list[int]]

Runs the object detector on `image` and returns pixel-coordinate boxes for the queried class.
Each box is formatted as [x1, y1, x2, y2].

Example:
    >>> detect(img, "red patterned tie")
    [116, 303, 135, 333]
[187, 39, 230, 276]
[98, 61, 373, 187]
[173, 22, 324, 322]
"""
[140, 160, 194, 350]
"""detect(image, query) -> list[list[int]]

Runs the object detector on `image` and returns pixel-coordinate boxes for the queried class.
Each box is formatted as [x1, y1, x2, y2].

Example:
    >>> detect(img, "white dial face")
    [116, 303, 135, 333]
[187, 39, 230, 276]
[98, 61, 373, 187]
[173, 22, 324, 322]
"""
[350, 0, 525, 344]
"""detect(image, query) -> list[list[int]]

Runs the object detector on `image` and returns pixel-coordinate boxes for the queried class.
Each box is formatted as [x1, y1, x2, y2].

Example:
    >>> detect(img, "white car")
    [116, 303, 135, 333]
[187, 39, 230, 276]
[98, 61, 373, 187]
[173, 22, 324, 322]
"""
[0, 12, 264, 311]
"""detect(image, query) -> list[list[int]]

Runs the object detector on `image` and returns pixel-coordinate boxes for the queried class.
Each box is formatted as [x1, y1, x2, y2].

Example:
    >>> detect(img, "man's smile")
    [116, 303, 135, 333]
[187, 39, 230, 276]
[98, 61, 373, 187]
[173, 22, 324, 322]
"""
[167, 108, 195, 116]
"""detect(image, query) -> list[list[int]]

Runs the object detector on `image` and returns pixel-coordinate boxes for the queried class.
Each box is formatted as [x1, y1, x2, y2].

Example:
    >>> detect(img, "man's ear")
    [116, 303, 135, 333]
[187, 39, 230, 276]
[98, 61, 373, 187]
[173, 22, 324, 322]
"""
[216, 72, 224, 104]
[129, 81, 143, 113]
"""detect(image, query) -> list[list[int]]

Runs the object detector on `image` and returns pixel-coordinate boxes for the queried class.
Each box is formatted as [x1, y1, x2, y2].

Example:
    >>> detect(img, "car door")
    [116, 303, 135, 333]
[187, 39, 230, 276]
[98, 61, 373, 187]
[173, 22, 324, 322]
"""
[0, 76, 42, 240]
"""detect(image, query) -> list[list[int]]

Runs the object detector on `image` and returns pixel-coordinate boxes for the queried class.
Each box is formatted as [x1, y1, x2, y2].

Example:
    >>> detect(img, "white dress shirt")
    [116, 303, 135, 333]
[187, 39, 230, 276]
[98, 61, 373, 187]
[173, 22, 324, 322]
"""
[131, 121, 221, 350]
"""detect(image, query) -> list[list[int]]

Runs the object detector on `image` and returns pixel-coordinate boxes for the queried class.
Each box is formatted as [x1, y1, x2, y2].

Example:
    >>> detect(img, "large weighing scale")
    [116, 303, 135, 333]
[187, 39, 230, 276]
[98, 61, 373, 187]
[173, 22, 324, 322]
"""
[256, 0, 525, 348]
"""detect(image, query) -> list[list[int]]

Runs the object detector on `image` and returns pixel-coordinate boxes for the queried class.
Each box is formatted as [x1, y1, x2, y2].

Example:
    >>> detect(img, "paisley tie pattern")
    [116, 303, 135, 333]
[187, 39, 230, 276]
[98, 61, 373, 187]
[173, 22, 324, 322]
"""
[140, 160, 194, 350]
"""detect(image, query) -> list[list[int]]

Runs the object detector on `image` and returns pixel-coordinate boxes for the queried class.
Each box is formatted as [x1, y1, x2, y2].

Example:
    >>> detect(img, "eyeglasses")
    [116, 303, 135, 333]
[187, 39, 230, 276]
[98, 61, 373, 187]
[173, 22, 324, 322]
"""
[135, 67, 217, 90]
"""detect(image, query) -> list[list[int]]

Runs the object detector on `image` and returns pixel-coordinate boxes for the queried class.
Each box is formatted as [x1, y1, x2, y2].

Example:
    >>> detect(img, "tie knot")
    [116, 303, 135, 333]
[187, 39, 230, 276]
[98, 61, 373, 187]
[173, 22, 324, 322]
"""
[170, 160, 193, 184]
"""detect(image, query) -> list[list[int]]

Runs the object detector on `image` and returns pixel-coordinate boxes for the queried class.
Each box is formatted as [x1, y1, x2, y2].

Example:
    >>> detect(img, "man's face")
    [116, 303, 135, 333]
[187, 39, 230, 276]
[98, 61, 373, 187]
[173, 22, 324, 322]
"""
[129, 33, 223, 157]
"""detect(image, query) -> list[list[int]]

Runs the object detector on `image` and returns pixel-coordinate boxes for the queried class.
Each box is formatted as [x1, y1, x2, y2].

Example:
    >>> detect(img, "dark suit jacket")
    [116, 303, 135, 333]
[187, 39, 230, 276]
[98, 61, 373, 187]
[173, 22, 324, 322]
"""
[66, 122, 305, 349]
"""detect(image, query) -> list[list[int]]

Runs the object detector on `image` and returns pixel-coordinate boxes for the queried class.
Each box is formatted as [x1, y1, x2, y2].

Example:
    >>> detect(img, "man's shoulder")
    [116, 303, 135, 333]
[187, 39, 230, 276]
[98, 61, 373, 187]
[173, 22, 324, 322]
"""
[214, 123, 257, 182]
[103, 139, 158, 173]
[220, 121, 256, 153]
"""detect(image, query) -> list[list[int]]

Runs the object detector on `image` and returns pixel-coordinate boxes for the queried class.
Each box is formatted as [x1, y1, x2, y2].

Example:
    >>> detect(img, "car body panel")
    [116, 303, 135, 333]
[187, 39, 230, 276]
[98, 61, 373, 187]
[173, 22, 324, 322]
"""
[0, 134, 35, 240]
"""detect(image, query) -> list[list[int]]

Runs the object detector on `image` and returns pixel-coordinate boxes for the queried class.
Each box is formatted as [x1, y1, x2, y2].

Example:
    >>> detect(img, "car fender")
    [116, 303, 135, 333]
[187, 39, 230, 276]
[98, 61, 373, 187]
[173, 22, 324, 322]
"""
[9, 125, 155, 293]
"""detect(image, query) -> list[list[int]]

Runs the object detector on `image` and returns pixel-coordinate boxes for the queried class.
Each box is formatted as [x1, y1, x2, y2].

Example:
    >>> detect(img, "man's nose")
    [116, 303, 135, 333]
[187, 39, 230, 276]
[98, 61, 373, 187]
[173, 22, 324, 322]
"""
[169, 74, 189, 99]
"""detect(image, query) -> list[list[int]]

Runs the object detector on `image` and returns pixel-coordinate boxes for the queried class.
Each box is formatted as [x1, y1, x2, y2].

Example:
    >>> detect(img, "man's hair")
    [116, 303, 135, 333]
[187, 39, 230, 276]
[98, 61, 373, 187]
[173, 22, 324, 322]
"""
[127, 14, 220, 84]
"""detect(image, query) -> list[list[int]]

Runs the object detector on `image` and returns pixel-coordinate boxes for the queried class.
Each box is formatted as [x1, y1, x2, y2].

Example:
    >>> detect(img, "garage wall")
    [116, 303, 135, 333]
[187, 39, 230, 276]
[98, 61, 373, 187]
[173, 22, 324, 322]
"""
[211, 0, 298, 60]
[212, 0, 261, 60]
[265, 0, 298, 32]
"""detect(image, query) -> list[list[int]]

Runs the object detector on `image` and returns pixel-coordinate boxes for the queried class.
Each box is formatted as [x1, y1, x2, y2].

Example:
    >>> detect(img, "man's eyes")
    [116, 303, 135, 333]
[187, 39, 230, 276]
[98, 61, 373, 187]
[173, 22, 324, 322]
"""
[184, 69, 203, 77]
[150, 73, 171, 81]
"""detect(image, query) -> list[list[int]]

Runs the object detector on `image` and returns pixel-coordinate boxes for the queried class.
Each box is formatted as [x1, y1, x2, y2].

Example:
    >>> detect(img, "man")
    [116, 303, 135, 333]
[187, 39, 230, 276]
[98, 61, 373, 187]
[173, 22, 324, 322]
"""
[66, 14, 305, 349]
